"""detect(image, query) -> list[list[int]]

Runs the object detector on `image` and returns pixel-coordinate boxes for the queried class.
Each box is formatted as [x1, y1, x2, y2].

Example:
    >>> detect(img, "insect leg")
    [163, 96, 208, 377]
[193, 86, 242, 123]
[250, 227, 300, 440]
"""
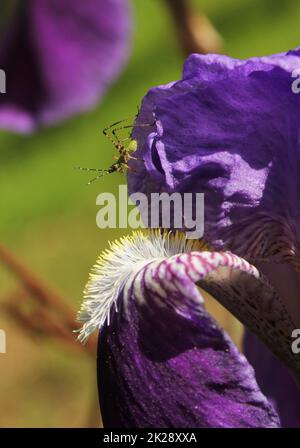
[111, 126, 131, 144]
[115, 122, 156, 135]
[103, 119, 128, 133]
[102, 114, 140, 149]
[110, 121, 156, 147]
[74, 166, 106, 172]
[86, 170, 110, 185]
[127, 155, 144, 161]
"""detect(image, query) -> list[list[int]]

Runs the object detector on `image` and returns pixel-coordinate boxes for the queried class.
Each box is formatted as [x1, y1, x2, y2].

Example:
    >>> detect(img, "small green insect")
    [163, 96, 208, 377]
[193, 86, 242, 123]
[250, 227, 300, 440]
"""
[75, 116, 151, 185]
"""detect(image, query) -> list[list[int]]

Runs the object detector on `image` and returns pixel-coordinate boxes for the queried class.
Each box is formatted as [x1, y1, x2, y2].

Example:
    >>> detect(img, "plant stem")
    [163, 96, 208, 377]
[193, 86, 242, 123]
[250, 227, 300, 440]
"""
[165, 0, 223, 56]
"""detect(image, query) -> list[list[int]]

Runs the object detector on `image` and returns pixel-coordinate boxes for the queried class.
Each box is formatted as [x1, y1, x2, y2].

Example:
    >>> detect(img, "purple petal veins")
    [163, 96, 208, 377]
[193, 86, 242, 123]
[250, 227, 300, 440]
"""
[79, 231, 280, 427]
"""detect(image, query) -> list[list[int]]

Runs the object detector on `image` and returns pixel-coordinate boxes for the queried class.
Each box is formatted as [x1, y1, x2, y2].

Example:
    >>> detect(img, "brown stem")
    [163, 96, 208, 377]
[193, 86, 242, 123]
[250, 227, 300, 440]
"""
[0, 243, 73, 316]
[0, 244, 97, 355]
[165, 0, 223, 56]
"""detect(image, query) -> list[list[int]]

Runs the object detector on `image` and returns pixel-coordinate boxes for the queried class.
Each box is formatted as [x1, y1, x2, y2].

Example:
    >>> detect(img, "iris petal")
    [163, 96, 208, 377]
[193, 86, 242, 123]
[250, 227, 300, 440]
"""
[128, 49, 300, 266]
[128, 51, 300, 391]
[244, 330, 300, 428]
[79, 231, 280, 427]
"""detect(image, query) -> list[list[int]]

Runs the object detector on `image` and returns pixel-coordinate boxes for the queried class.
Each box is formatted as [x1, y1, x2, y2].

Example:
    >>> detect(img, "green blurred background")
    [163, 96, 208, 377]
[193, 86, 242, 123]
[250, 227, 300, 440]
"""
[1, 0, 300, 427]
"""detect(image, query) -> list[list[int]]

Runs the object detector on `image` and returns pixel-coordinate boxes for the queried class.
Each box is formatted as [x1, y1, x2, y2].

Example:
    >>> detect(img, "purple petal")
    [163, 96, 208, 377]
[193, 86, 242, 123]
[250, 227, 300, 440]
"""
[127, 50, 300, 384]
[128, 49, 300, 266]
[87, 237, 280, 427]
[244, 330, 300, 428]
[0, 0, 131, 133]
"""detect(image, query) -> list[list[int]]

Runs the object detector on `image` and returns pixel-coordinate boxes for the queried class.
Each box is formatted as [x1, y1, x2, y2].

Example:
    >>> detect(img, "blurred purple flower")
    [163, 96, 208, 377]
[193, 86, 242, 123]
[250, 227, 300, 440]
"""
[128, 48, 300, 385]
[0, 0, 131, 133]
[78, 231, 280, 428]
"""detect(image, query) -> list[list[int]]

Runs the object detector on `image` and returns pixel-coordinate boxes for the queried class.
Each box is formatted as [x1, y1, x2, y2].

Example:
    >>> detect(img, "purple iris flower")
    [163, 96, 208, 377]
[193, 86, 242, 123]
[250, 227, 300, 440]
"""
[78, 48, 300, 427]
[78, 231, 280, 427]
[0, 0, 131, 133]
[118, 48, 300, 426]
[128, 48, 300, 386]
